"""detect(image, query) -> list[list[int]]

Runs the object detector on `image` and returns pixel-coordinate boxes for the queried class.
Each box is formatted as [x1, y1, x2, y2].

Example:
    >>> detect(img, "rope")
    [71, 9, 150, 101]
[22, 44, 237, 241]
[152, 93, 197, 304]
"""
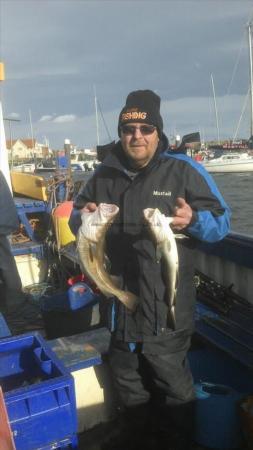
[97, 99, 112, 141]
[226, 29, 247, 97]
[233, 86, 250, 142]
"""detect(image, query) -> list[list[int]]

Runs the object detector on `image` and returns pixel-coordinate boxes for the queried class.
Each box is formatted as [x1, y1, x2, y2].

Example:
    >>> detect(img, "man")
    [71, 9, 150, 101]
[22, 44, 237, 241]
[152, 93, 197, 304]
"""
[69, 90, 230, 449]
[0, 171, 23, 311]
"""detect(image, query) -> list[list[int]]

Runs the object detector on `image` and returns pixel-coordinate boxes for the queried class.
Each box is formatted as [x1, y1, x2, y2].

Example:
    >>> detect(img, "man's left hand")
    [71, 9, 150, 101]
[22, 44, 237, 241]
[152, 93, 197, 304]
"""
[171, 197, 193, 231]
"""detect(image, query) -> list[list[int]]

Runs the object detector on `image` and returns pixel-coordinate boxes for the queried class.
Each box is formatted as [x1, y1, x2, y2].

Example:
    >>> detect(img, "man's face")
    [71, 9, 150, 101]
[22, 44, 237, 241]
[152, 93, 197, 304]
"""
[120, 122, 159, 168]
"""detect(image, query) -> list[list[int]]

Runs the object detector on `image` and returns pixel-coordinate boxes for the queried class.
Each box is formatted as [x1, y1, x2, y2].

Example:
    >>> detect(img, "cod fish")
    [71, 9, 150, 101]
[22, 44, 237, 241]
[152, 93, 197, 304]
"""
[143, 208, 179, 326]
[77, 203, 138, 312]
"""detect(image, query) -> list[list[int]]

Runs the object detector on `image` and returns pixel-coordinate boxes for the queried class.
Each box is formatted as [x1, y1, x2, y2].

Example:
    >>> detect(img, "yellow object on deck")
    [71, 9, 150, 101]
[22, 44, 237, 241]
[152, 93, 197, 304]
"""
[0, 62, 5, 81]
[11, 171, 48, 201]
[53, 201, 76, 248]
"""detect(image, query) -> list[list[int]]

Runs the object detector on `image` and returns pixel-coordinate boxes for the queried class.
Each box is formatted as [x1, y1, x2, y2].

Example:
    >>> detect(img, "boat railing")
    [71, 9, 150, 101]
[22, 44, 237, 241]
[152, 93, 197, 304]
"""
[195, 232, 253, 306]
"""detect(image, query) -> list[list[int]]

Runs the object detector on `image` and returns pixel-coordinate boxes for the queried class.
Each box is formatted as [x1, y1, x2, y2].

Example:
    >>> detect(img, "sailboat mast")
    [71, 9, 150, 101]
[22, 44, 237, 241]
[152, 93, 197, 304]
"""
[28, 109, 36, 168]
[94, 86, 100, 146]
[248, 22, 253, 137]
[29, 109, 34, 144]
[211, 73, 220, 144]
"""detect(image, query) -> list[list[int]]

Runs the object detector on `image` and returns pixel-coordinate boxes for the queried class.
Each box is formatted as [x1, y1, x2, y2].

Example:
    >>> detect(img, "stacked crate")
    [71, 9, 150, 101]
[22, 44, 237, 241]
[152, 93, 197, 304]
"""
[0, 332, 78, 450]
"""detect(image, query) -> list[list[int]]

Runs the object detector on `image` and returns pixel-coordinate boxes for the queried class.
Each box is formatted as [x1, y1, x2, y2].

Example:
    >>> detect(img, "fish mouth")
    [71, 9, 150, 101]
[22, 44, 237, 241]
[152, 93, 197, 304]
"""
[80, 203, 119, 241]
[143, 208, 156, 221]
[99, 203, 119, 217]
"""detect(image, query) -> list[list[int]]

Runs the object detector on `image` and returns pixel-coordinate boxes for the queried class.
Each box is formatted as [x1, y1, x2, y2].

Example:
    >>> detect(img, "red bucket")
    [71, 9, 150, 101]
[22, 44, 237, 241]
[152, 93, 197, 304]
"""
[67, 274, 100, 294]
[67, 274, 87, 286]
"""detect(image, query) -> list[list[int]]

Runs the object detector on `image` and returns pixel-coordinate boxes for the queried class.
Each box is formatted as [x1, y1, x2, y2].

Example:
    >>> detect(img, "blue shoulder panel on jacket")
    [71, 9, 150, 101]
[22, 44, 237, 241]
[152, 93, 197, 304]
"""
[162, 153, 226, 207]
[162, 153, 231, 242]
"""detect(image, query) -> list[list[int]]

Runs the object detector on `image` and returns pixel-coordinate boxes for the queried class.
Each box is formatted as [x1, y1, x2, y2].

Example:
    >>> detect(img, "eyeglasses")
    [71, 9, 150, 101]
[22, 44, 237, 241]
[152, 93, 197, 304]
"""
[120, 124, 156, 136]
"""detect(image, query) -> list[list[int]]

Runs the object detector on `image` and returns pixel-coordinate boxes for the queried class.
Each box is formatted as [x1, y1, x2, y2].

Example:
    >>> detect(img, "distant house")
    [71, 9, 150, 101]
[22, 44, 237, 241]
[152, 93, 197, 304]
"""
[6, 139, 50, 160]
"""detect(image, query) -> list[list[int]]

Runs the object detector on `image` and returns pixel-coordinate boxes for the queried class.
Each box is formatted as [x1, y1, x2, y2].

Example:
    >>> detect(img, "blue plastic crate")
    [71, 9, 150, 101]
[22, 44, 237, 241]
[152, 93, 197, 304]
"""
[0, 312, 11, 338]
[37, 434, 78, 449]
[0, 332, 77, 450]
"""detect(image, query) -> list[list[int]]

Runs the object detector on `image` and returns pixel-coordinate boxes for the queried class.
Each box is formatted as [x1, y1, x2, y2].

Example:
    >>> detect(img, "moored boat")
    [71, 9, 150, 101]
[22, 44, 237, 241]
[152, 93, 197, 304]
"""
[202, 152, 253, 173]
[10, 171, 48, 201]
[12, 163, 36, 173]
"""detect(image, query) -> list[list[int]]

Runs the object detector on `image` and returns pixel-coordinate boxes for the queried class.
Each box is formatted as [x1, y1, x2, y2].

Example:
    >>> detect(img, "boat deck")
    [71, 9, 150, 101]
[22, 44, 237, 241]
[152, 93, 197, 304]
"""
[2, 230, 253, 449]
[0, 291, 252, 449]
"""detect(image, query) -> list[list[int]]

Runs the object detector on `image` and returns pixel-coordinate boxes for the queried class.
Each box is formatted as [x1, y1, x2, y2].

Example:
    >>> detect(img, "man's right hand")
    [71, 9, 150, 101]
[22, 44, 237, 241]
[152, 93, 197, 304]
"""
[81, 202, 97, 213]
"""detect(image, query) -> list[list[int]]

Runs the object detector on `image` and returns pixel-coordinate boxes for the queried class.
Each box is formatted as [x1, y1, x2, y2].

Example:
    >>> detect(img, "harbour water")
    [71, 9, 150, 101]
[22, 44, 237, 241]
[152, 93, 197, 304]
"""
[212, 172, 253, 236]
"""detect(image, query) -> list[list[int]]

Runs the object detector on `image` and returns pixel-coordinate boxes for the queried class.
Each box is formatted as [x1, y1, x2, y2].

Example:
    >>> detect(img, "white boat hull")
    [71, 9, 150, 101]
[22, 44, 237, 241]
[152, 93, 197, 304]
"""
[202, 153, 253, 173]
[203, 161, 253, 173]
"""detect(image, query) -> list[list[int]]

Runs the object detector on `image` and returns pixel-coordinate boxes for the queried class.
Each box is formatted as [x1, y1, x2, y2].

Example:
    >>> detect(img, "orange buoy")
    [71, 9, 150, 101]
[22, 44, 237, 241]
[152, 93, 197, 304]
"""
[52, 201, 76, 248]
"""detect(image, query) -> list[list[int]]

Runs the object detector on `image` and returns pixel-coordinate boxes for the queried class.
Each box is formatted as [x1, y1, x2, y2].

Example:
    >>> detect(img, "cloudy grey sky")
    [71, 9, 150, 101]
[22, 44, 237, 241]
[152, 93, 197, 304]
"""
[0, 0, 253, 149]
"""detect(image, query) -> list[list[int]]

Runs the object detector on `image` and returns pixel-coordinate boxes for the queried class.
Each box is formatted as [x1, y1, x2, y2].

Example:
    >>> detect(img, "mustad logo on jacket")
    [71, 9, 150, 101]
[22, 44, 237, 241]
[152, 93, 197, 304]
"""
[153, 190, 172, 197]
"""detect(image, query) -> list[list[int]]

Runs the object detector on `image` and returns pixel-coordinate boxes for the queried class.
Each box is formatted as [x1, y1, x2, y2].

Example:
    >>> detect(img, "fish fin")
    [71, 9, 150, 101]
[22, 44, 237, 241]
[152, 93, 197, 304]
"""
[103, 254, 111, 271]
[163, 240, 171, 256]
[156, 243, 164, 262]
[175, 270, 179, 294]
[175, 233, 188, 240]
[88, 242, 97, 262]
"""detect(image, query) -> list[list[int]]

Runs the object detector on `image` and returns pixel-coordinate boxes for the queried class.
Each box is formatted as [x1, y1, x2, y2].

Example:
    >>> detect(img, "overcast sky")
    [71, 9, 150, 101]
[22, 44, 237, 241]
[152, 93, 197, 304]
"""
[0, 0, 253, 149]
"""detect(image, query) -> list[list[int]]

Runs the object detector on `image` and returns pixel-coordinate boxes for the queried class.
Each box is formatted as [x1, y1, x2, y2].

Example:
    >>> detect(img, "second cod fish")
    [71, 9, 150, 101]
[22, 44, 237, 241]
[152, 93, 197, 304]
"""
[143, 207, 179, 326]
[77, 203, 138, 312]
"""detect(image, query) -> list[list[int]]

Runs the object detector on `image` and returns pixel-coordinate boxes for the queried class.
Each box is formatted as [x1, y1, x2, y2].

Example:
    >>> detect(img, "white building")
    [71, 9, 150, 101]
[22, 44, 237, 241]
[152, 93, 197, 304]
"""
[6, 139, 50, 160]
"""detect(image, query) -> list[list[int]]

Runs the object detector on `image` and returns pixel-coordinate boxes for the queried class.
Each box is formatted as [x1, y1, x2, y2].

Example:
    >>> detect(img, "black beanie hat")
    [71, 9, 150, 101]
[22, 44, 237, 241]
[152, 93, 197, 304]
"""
[118, 89, 163, 138]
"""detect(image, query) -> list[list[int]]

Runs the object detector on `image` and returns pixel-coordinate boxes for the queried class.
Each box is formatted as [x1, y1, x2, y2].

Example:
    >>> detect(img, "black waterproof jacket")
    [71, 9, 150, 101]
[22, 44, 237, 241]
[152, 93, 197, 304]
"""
[71, 136, 230, 346]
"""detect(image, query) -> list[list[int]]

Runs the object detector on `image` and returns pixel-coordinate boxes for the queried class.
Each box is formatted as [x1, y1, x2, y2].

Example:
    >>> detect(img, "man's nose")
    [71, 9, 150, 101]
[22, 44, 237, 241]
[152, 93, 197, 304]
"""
[132, 128, 142, 138]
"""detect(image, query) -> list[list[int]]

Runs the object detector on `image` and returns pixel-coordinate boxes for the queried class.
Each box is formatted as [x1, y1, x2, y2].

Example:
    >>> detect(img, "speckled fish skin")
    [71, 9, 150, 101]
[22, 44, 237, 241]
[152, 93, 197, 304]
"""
[143, 207, 179, 327]
[77, 203, 138, 312]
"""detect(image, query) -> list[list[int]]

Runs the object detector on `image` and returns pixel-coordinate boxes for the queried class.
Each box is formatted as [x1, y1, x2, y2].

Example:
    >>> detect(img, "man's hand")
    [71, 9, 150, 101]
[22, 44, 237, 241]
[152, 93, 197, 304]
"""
[81, 202, 97, 213]
[171, 197, 193, 231]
